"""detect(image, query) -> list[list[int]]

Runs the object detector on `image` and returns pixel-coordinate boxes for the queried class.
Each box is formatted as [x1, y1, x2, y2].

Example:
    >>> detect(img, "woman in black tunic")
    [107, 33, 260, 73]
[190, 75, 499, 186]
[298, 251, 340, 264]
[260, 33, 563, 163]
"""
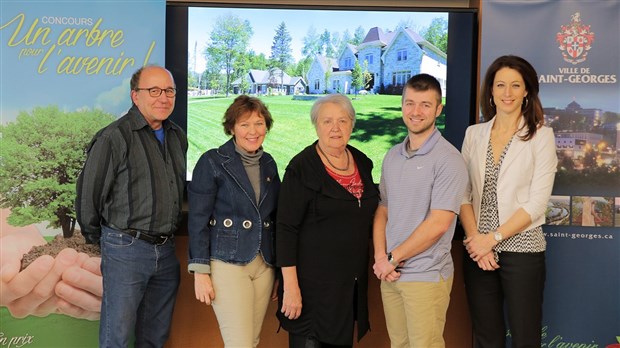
[276, 94, 379, 348]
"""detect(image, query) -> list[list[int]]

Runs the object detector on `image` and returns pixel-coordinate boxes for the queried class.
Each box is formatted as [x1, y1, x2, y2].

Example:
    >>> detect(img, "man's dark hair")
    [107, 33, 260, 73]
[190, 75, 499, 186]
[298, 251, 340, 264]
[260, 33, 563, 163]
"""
[402, 73, 442, 104]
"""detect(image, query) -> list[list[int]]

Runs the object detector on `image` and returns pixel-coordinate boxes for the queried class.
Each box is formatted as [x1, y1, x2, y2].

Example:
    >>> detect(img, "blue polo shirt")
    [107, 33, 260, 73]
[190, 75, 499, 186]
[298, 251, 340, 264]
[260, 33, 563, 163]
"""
[378, 128, 468, 282]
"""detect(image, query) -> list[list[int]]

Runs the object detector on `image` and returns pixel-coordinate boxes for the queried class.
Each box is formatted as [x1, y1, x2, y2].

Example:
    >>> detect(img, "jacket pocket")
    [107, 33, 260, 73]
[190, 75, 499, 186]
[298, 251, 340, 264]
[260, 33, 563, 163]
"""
[213, 228, 239, 258]
[102, 231, 134, 248]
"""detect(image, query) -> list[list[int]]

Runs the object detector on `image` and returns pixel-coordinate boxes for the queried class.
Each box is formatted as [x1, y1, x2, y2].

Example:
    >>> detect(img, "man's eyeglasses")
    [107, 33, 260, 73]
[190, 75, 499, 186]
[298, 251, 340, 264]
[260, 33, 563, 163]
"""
[135, 87, 176, 98]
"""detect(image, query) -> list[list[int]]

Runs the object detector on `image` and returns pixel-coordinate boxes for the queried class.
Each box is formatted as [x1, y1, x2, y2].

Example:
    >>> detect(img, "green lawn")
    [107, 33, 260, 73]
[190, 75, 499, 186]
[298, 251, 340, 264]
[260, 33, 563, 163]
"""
[0, 308, 99, 347]
[188, 94, 445, 181]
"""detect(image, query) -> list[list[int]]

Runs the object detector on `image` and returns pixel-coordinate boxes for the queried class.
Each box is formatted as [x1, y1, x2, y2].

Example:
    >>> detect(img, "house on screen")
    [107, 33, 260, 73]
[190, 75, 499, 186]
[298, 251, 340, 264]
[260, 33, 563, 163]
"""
[307, 26, 447, 95]
[232, 69, 307, 95]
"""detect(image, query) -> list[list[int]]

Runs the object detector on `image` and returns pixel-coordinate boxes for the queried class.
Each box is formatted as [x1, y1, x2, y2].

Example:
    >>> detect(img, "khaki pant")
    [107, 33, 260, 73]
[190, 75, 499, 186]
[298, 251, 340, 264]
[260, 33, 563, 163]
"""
[380, 275, 453, 348]
[211, 257, 275, 348]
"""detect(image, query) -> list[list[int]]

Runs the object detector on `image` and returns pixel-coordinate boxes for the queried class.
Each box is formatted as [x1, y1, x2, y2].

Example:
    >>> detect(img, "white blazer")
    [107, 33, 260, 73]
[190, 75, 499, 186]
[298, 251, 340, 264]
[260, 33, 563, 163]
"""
[461, 118, 558, 231]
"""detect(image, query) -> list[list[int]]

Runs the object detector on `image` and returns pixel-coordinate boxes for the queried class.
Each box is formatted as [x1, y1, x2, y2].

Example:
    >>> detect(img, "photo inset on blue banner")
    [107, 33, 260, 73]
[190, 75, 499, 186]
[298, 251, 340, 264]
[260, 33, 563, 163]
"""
[570, 196, 614, 227]
[546, 195, 570, 225]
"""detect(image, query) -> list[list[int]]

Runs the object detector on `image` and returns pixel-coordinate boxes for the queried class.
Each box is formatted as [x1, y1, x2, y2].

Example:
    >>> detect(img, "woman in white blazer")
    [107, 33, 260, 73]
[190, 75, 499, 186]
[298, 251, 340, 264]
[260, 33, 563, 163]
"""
[460, 55, 558, 348]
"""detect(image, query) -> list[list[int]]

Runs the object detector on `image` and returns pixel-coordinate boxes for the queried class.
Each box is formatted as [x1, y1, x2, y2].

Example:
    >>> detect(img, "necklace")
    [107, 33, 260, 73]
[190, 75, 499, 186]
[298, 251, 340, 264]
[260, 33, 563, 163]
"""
[317, 143, 350, 171]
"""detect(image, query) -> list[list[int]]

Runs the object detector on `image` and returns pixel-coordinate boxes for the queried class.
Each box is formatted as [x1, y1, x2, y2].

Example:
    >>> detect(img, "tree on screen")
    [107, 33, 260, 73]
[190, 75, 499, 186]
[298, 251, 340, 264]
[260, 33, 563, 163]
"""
[188, 73, 198, 92]
[232, 52, 252, 93]
[232, 56, 252, 94]
[204, 56, 225, 94]
[249, 52, 270, 70]
[288, 56, 313, 86]
[0, 106, 114, 238]
[205, 14, 253, 97]
[319, 30, 336, 58]
[352, 26, 366, 46]
[352, 60, 373, 95]
[324, 69, 332, 94]
[302, 26, 321, 57]
[270, 22, 293, 89]
[330, 31, 342, 58]
[336, 29, 353, 57]
[352, 60, 364, 94]
[421, 17, 448, 54]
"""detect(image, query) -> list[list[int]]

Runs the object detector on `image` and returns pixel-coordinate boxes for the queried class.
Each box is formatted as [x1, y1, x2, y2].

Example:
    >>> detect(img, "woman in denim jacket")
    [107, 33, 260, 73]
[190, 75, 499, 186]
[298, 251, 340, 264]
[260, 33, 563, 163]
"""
[188, 95, 280, 347]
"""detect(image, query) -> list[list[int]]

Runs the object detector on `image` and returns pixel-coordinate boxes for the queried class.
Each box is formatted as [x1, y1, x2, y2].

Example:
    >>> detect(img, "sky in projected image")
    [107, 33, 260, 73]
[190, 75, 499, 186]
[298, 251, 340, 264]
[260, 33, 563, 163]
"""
[188, 7, 448, 71]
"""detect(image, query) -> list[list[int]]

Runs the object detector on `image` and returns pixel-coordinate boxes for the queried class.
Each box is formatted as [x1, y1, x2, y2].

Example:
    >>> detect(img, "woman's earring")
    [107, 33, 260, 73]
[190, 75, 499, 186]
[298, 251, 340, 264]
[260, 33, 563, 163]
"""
[523, 97, 529, 108]
[490, 97, 495, 107]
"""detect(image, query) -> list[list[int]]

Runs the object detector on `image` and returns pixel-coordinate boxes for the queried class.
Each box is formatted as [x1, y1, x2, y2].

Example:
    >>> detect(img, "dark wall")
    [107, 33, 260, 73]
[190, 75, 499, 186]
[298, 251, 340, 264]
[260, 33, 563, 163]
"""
[166, 6, 188, 132]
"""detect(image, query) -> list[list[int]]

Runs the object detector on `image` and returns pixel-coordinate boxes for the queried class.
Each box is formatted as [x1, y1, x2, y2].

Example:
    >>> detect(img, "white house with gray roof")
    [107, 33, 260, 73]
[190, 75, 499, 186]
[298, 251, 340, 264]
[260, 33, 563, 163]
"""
[307, 27, 447, 95]
[232, 69, 307, 95]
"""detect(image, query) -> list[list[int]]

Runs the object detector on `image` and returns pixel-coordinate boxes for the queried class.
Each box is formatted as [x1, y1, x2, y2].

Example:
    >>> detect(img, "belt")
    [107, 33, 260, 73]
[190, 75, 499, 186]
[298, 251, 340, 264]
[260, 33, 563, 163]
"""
[122, 229, 171, 245]
[107, 224, 172, 245]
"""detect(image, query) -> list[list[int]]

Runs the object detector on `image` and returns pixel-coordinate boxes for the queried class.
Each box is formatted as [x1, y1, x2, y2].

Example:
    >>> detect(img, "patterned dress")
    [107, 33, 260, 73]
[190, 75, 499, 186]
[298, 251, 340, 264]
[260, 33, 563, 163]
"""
[478, 137, 546, 260]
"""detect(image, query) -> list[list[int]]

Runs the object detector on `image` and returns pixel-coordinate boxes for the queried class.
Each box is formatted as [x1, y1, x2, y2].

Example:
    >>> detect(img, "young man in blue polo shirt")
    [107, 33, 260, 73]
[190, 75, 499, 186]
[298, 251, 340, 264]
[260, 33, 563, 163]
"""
[372, 73, 468, 348]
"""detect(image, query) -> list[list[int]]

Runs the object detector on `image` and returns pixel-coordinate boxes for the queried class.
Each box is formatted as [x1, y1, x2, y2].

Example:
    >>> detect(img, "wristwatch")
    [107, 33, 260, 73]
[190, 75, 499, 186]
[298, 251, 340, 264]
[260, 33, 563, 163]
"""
[387, 252, 399, 267]
[493, 231, 503, 242]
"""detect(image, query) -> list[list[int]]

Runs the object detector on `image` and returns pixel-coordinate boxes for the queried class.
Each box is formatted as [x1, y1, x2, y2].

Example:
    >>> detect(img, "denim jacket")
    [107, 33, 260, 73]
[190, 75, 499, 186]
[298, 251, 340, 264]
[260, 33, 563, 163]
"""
[187, 138, 280, 273]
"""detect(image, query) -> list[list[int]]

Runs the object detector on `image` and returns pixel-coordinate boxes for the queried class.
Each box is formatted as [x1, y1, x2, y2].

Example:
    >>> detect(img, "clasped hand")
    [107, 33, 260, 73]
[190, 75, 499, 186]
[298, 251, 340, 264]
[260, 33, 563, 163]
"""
[0, 231, 103, 320]
[463, 234, 500, 271]
[372, 255, 401, 282]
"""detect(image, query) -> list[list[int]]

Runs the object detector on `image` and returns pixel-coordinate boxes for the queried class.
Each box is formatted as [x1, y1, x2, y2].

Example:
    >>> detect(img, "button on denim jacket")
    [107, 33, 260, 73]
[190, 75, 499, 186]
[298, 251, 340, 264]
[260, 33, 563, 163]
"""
[188, 139, 280, 272]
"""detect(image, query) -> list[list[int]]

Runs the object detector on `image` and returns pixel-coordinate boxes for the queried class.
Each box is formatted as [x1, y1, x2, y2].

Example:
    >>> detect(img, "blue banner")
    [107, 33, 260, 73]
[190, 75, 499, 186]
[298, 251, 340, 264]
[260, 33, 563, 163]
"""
[481, 1, 619, 346]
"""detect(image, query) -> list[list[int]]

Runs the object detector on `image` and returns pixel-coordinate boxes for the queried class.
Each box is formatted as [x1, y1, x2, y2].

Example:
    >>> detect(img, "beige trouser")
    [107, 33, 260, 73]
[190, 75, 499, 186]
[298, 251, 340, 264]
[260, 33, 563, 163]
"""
[380, 275, 453, 348]
[211, 257, 275, 348]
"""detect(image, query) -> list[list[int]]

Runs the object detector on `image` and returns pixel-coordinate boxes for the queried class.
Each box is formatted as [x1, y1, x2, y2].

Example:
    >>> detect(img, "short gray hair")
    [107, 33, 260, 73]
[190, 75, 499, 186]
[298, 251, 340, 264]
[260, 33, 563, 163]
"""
[310, 94, 356, 128]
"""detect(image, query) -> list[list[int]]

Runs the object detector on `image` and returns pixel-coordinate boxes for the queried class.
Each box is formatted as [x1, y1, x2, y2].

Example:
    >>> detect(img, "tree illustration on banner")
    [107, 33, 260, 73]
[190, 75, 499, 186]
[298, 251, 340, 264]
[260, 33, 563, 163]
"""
[0, 106, 114, 238]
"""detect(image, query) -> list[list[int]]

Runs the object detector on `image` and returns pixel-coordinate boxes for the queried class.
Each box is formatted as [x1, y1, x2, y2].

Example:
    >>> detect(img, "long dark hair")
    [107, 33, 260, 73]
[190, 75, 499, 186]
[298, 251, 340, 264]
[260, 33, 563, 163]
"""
[480, 55, 544, 141]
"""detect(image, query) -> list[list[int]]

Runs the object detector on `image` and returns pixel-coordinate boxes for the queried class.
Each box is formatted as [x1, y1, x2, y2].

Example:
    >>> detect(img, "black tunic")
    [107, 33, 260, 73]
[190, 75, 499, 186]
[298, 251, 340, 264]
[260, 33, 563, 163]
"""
[275, 141, 379, 345]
